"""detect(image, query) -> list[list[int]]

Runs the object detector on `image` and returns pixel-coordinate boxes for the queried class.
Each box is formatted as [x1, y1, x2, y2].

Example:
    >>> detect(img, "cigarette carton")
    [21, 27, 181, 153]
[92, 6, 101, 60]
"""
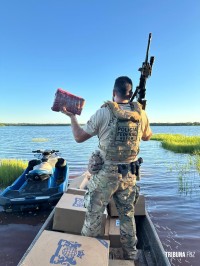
[51, 88, 85, 115]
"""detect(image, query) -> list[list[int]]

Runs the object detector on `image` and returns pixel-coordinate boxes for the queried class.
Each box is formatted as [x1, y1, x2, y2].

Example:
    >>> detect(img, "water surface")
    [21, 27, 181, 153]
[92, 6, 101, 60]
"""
[0, 125, 200, 265]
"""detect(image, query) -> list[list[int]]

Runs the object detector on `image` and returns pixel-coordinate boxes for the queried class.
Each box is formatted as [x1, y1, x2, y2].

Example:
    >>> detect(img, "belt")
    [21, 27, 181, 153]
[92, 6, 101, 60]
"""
[118, 160, 143, 176]
[104, 162, 136, 175]
[118, 163, 133, 176]
[103, 158, 143, 180]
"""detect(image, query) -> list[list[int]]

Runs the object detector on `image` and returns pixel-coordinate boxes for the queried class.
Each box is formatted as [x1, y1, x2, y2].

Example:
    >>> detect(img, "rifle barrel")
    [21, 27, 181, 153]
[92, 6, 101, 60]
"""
[145, 33, 152, 63]
[130, 33, 153, 104]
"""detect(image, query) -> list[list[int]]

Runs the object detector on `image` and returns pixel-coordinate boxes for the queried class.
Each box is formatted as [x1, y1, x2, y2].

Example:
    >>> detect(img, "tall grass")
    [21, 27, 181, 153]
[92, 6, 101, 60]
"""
[151, 134, 200, 154]
[168, 154, 200, 196]
[152, 134, 200, 195]
[0, 159, 28, 188]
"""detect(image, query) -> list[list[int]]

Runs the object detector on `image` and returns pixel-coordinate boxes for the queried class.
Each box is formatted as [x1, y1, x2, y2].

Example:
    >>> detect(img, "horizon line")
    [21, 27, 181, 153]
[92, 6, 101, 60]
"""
[1, 122, 200, 126]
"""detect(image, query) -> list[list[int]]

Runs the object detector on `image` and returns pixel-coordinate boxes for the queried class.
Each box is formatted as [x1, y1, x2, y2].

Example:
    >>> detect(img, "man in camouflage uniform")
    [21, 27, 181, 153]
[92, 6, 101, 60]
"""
[61, 76, 152, 260]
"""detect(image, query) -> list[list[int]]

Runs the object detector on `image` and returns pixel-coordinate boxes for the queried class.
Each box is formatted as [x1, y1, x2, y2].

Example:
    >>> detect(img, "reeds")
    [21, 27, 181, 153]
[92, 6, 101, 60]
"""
[169, 154, 200, 195]
[0, 159, 28, 188]
[151, 134, 200, 154]
[32, 138, 49, 142]
[153, 134, 200, 195]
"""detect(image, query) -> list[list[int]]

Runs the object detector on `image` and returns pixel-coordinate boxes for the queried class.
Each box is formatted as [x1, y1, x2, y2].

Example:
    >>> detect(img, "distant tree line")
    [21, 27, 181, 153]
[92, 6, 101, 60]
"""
[0, 122, 200, 126]
[150, 122, 200, 126]
[0, 123, 75, 126]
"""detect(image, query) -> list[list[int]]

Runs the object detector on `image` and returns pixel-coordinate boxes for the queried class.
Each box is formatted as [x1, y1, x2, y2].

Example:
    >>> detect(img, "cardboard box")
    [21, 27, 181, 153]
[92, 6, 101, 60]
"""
[109, 218, 121, 248]
[21, 230, 109, 266]
[68, 176, 85, 189]
[109, 260, 135, 266]
[68, 172, 90, 190]
[79, 175, 90, 189]
[108, 197, 119, 217]
[53, 193, 107, 235]
[66, 187, 86, 196]
[108, 195, 145, 217]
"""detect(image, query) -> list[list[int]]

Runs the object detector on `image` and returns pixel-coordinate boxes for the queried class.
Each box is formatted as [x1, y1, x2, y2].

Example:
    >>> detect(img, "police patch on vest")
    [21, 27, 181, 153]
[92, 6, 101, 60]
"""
[115, 121, 138, 142]
[50, 239, 85, 264]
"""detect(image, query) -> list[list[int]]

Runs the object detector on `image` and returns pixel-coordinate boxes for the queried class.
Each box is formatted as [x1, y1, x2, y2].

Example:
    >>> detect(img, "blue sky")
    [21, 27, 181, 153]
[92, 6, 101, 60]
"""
[0, 0, 199, 124]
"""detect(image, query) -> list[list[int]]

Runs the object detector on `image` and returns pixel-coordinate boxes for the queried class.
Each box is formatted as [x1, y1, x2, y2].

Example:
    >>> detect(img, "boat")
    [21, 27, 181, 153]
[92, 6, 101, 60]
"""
[0, 149, 69, 212]
[17, 175, 170, 266]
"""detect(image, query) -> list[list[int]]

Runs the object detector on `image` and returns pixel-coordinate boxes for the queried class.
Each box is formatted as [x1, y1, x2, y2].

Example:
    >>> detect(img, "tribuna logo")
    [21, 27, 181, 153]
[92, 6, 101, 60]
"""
[166, 251, 195, 258]
[165, 252, 186, 258]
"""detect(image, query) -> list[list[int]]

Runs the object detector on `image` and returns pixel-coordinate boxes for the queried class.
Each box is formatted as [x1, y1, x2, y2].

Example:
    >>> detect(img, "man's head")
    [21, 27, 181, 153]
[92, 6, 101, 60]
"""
[113, 76, 133, 102]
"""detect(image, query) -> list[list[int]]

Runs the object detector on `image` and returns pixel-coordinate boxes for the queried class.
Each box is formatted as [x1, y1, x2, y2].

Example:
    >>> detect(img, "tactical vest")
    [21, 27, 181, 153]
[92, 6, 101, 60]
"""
[99, 101, 142, 162]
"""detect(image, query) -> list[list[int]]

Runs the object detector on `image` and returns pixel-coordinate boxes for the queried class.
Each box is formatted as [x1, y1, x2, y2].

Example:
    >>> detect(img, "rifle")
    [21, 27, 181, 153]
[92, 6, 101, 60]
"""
[130, 33, 155, 109]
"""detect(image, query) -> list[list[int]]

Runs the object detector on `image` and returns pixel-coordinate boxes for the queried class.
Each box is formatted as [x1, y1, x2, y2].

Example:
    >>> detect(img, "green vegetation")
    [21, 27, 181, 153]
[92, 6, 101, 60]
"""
[151, 134, 200, 154]
[32, 138, 49, 142]
[169, 154, 200, 196]
[0, 159, 28, 188]
[152, 134, 200, 195]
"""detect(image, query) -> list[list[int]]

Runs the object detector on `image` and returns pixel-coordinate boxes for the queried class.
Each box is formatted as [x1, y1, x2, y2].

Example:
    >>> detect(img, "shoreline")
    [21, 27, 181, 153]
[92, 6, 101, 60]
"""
[1, 122, 200, 127]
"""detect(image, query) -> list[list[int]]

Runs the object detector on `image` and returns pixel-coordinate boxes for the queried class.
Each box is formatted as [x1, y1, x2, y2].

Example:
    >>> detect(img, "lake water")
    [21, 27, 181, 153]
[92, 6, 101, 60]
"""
[0, 125, 200, 266]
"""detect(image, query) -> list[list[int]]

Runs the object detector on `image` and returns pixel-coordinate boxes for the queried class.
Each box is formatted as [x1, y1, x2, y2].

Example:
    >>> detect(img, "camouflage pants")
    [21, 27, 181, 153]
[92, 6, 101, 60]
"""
[81, 164, 140, 259]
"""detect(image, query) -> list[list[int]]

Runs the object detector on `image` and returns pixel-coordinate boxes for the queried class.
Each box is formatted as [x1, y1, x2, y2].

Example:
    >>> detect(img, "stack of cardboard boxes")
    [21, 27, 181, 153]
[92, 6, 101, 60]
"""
[21, 175, 144, 265]
[52, 192, 108, 236]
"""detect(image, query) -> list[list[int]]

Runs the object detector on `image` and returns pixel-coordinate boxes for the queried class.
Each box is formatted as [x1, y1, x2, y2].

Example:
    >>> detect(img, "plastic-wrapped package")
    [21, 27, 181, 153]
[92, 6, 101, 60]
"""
[51, 88, 85, 115]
